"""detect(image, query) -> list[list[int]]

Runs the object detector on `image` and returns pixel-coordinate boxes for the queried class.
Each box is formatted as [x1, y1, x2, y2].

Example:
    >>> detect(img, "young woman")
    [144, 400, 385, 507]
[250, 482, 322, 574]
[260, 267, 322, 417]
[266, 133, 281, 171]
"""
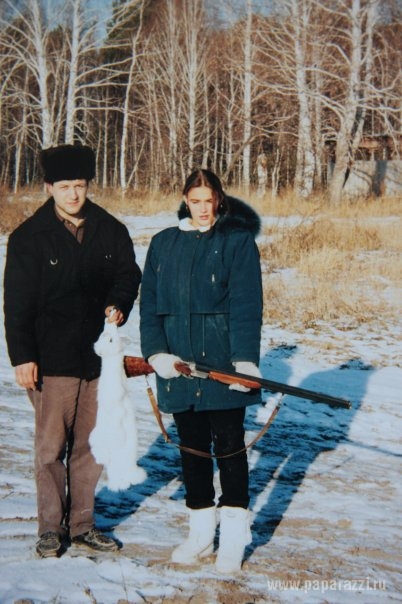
[140, 169, 263, 573]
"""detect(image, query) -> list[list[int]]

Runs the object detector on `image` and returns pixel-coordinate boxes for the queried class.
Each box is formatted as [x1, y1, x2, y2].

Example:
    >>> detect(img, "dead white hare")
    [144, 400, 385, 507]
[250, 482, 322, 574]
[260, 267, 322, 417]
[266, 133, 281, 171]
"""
[90, 320, 146, 491]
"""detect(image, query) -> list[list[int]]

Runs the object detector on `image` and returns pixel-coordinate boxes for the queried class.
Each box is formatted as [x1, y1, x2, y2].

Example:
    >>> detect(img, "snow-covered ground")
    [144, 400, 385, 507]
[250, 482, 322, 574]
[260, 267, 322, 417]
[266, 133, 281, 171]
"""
[0, 211, 401, 604]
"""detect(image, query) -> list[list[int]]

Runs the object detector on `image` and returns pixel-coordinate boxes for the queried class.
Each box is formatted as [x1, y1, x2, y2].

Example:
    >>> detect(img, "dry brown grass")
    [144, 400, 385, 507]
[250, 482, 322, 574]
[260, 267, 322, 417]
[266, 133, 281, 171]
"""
[249, 187, 402, 219]
[0, 185, 180, 234]
[91, 185, 178, 216]
[2, 186, 401, 334]
[2, 183, 401, 227]
[0, 189, 42, 235]
[258, 205, 402, 329]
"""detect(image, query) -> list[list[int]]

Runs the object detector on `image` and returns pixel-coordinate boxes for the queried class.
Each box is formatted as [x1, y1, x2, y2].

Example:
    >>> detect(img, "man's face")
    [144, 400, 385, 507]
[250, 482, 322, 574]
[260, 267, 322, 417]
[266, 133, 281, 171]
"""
[46, 179, 88, 220]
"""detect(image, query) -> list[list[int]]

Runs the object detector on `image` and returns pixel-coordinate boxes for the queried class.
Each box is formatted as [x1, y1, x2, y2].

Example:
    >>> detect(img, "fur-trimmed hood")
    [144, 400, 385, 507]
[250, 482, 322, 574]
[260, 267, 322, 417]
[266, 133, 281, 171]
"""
[178, 195, 261, 238]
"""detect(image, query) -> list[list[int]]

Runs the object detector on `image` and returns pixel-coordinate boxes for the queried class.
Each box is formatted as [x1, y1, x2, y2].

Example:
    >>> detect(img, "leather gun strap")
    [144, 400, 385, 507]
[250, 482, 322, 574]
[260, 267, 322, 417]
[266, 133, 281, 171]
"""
[145, 378, 284, 459]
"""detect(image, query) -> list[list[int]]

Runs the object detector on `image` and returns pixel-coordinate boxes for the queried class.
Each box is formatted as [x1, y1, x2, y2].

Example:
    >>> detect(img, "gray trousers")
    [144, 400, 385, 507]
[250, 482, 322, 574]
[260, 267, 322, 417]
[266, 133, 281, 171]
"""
[28, 377, 102, 538]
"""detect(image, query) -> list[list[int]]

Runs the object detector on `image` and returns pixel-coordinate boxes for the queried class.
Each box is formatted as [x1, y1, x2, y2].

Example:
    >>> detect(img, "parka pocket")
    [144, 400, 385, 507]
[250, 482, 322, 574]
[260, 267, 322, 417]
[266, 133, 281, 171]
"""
[198, 314, 231, 368]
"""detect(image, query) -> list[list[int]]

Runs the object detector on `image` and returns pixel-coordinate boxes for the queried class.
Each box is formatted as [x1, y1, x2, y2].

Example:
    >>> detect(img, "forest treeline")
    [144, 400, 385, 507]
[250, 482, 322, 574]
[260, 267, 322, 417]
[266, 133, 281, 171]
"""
[0, 0, 401, 202]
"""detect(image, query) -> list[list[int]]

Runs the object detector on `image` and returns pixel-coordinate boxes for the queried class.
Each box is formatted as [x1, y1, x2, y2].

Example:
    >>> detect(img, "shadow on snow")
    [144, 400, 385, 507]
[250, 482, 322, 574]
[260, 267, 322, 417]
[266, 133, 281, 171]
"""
[95, 424, 182, 533]
[245, 345, 372, 559]
[95, 345, 373, 558]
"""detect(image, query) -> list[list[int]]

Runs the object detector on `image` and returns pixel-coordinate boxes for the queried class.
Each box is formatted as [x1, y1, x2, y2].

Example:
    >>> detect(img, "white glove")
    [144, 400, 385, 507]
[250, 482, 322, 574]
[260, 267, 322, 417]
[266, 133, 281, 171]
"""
[229, 362, 262, 393]
[149, 353, 182, 379]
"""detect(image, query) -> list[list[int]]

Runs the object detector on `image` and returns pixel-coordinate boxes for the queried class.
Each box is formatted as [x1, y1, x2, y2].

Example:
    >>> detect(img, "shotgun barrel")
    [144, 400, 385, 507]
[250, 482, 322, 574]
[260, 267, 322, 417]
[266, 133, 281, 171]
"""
[193, 363, 351, 409]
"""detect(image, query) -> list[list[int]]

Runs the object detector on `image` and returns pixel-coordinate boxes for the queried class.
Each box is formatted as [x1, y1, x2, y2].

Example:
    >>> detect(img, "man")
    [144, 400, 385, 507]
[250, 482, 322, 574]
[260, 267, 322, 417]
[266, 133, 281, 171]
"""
[3, 144, 142, 558]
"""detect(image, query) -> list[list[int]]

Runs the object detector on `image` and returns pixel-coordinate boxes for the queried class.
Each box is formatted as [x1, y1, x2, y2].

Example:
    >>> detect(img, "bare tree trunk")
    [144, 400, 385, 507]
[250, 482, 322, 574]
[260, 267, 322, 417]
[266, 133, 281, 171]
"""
[13, 68, 30, 192]
[256, 153, 267, 197]
[226, 68, 236, 181]
[120, 3, 144, 194]
[30, 0, 53, 146]
[13, 142, 22, 194]
[102, 102, 109, 189]
[185, 1, 200, 172]
[242, 0, 253, 192]
[293, 0, 315, 198]
[313, 44, 323, 188]
[65, 0, 81, 143]
[201, 75, 210, 169]
[166, 1, 179, 186]
[271, 147, 281, 199]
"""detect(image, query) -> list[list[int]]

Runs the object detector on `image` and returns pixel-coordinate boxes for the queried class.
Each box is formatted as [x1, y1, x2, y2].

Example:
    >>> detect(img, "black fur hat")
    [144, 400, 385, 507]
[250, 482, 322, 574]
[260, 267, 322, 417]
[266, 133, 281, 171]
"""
[41, 144, 95, 183]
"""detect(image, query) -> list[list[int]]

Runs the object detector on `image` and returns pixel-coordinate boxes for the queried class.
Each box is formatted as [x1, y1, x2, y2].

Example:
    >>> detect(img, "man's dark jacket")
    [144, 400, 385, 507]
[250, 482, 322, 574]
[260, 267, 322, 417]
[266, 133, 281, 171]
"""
[4, 198, 141, 380]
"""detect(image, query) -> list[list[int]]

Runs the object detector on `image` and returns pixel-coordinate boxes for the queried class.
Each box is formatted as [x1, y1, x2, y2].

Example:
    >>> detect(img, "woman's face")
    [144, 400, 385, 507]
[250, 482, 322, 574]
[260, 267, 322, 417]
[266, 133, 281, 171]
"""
[186, 186, 219, 228]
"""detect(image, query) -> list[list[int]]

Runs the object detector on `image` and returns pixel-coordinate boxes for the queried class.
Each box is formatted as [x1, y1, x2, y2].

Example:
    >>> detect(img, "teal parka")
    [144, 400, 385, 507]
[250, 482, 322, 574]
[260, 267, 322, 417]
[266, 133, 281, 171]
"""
[140, 197, 263, 413]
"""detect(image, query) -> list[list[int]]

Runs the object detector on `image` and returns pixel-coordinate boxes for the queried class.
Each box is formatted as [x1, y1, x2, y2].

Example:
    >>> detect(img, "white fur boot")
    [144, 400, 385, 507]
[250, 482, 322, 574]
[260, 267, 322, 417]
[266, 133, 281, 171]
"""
[171, 507, 216, 564]
[215, 506, 252, 574]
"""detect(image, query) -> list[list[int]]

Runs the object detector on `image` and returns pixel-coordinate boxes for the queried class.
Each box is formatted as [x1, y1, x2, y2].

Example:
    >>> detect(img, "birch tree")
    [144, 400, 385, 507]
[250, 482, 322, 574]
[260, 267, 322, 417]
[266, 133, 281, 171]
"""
[292, 0, 315, 197]
[255, 0, 319, 197]
[255, 0, 390, 201]
[119, 2, 145, 194]
[64, 0, 82, 144]
[141, 0, 182, 188]
[213, 30, 242, 184]
[141, 0, 210, 181]
[0, 0, 400, 193]
[181, 0, 209, 172]
[218, 11, 264, 187]
[327, 0, 379, 204]
[242, 0, 253, 191]
[62, 0, 144, 148]
[0, 0, 57, 147]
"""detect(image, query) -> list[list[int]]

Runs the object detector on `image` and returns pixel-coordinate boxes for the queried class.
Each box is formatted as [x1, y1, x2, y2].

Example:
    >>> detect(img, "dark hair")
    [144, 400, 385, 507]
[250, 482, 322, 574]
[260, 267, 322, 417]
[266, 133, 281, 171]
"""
[182, 169, 228, 214]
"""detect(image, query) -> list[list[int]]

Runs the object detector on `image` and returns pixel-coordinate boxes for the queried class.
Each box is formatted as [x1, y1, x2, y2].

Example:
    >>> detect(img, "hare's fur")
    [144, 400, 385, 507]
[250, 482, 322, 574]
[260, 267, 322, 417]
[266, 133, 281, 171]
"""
[90, 321, 146, 490]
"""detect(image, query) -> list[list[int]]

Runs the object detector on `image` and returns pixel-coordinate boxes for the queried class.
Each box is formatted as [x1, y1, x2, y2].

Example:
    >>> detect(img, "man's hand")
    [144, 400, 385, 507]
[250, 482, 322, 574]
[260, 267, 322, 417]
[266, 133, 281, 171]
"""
[15, 362, 38, 390]
[105, 305, 124, 326]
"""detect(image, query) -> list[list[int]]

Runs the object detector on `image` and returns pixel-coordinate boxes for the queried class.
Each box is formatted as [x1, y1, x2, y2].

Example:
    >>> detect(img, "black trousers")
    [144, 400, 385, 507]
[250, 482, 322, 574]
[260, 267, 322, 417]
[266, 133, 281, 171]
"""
[173, 407, 249, 510]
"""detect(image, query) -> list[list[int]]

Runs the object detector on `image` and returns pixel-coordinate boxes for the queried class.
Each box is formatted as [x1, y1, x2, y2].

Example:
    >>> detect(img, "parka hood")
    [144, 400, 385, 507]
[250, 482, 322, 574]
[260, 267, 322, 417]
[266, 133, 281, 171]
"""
[178, 195, 261, 238]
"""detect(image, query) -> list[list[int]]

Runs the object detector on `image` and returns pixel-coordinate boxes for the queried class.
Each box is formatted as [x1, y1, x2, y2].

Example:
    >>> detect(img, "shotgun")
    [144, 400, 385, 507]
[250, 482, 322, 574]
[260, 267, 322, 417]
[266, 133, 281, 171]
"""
[123, 356, 351, 409]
